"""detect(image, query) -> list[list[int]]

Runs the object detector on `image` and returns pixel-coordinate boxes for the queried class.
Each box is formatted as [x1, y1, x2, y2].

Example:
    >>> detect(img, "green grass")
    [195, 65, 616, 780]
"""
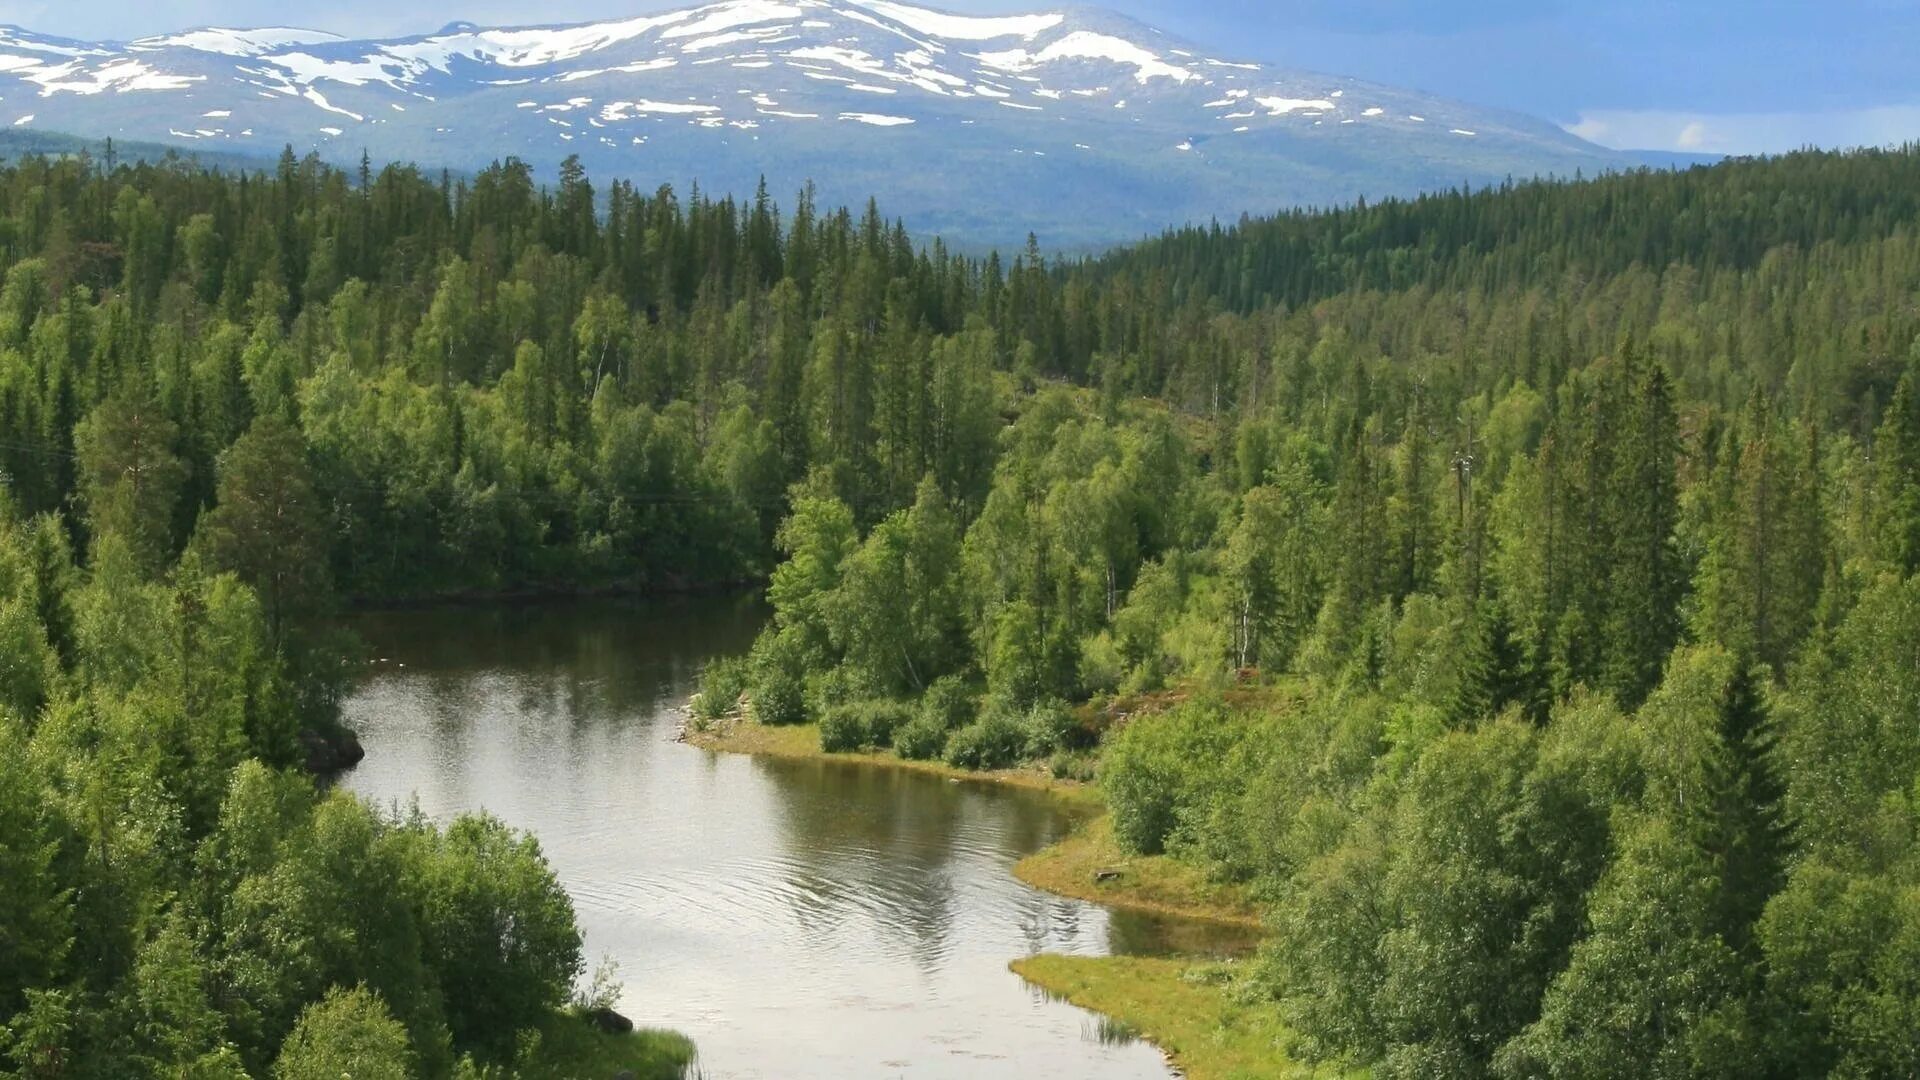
[1014, 813, 1265, 928]
[689, 713, 1263, 928]
[522, 1011, 697, 1079]
[1011, 956, 1359, 1080]
[683, 715, 1101, 807]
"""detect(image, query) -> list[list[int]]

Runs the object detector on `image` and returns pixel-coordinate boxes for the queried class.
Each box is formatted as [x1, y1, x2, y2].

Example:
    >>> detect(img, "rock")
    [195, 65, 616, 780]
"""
[613, 1071, 637, 1080]
[587, 1006, 634, 1035]
[300, 727, 366, 775]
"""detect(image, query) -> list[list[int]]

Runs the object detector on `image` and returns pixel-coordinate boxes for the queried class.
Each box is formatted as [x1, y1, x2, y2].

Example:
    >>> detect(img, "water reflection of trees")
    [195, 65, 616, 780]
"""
[750, 755, 1110, 974]
[347, 594, 764, 756]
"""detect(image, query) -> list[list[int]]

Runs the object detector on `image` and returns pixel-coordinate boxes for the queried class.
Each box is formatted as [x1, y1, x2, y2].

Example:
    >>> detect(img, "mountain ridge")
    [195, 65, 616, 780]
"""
[0, 1, 1665, 247]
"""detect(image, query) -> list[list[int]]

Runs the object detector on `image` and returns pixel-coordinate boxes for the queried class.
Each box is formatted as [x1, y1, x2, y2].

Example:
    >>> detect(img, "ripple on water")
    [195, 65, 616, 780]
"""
[340, 598, 1190, 1080]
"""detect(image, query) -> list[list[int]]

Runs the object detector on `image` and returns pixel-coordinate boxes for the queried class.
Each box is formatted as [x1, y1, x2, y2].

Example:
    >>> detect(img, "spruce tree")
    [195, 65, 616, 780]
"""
[1600, 353, 1685, 709]
[1694, 661, 1789, 955]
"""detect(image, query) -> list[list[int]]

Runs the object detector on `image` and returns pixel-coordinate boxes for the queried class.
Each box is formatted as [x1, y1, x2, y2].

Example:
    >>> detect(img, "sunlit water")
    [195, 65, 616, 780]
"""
[338, 596, 1247, 1079]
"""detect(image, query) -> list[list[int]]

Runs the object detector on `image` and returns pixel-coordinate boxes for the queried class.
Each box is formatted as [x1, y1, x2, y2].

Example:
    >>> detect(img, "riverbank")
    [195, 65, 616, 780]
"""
[532, 1012, 696, 1078]
[343, 579, 764, 612]
[1010, 956, 1348, 1080]
[683, 711, 1251, 922]
[681, 713, 1103, 807]
[685, 711, 1295, 1077]
[684, 713, 1259, 927]
[1013, 814, 1264, 929]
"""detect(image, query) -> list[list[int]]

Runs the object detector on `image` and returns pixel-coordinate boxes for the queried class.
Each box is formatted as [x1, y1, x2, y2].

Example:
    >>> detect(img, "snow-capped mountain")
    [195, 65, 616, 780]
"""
[0, 1, 1637, 247]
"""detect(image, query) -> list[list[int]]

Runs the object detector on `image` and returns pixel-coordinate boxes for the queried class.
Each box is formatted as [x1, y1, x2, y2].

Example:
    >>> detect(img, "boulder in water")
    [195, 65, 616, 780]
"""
[587, 1006, 634, 1035]
[300, 727, 366, 775]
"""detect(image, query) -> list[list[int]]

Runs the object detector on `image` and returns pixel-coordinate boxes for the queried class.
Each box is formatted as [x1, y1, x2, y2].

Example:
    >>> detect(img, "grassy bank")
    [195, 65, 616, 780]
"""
[525, 1012, 697, 1079]
[1013, 814, 1264, 929]
[687, 710, 1295, 1075]
[681, 714, 1100, 807]
[1011, 956, 1352, 1080]
[684, 713, 1260, 928]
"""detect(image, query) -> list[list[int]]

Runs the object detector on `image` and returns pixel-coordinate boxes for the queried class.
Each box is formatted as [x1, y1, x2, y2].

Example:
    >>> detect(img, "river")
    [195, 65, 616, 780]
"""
[338, 595, 1243, 1079]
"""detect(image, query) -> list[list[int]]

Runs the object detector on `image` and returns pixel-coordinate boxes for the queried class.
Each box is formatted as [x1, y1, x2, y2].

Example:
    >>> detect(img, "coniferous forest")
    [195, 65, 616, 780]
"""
[3, 142, 1920, 1076]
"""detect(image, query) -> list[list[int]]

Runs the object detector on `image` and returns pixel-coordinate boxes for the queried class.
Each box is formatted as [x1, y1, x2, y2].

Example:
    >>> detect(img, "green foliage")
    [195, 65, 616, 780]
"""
[1496, 816, 1750, 1080]
[1020, 698, 1085, 757]
[406, 814, 583, 1059]
[818, 700, 913, 753]
[273, 986, 414, 1080]
[942, 710, 1029, 771]
[2, 135, 1920, 1079]
[748, 626, 811, 727]
[895, 677, 978, 760]
[918, 675, 979, 732]
[694, 656, 750, 722]
[891, 712, 950, 761]
[0, 717, 70, 1017]
[192, 416, 331, 637]
[74, 391, 187, 574]
[825, 478, 967, 696]
[1757, 861, 1920, 1076]
[1277, 718, 1615, 1073]
[1102, 702, 1247, 856]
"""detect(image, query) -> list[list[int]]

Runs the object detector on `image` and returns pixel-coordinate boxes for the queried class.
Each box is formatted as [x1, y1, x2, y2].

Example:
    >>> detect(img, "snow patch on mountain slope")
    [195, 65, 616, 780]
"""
[660, 2, 805, 40]
[303, 87, 363, 121]
[132, 28, 344, 56]
[363, 10, 698, 74]
[33, 59, 203, 95]
[840, 111, 914, 125]
[1255, 96, 1334, 115]
[601, 99, 722, 119]
[976, 31, 1196, 84]
[0, 30, 104, 58]
[265, 51, 412, 88]
[850, 0, 1063, 40]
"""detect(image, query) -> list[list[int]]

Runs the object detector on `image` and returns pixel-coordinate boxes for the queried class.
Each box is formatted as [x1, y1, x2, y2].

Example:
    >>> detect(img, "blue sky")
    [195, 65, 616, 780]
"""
[9, 0, 1917, 154]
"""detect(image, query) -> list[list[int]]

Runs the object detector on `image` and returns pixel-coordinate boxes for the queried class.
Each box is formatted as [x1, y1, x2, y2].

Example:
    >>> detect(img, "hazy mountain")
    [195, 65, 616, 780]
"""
[0, 1, 1650, 247]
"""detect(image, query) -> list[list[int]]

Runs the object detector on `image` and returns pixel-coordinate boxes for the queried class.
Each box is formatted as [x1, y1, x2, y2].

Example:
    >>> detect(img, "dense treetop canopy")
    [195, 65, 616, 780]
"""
[2, 139, 1920, 1077]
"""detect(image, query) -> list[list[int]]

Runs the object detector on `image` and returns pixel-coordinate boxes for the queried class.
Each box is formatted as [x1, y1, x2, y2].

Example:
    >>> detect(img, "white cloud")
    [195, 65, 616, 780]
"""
[1567, 104, 1920, 155]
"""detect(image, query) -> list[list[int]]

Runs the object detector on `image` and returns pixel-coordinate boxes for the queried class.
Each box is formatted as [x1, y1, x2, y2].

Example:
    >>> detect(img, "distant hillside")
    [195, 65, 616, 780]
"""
[0, 0, 1654, 248]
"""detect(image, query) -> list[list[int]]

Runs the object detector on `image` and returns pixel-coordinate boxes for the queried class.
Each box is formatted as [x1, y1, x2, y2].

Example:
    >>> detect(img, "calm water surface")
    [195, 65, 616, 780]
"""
[339, 596, 1245, 1079]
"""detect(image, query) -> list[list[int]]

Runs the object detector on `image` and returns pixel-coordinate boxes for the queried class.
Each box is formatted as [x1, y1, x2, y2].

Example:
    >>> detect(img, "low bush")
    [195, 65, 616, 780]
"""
[891, 713, 944, 760]
[919, 675, 979, 731]
[693, 656, 750, 721]
[806, 664, 875, 718]
[749, 630, 811, 727]
[893, 676, 979, 760]
[1048, 750, 1098, 782]
[943, 710, 1029, 770]
[820, 700, 914, 753]
[1022, 698, 1085, 756]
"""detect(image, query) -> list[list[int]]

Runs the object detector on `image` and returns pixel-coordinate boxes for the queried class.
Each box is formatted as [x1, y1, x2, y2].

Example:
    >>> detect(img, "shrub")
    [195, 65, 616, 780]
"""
[819, 700, 914, 753]
[943, 711, 1029, 770]
[919, 675, 979, 732]
[749, 630, 810, 727]
[274, 986, 412, 1080]
[893, 712, 949, 760]
[1102, 710, 1195, 855]
[806, 664, 874, 718]
[818, 706, 866, 753]
[693, 656, 750, 721]
[894, 676, 979, 760]
[1101, 701, 1244, 856]
[1049, 750, 1098, 783]
[1077, 631, 1125, 697]
[1022, 698, 1085, 756]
